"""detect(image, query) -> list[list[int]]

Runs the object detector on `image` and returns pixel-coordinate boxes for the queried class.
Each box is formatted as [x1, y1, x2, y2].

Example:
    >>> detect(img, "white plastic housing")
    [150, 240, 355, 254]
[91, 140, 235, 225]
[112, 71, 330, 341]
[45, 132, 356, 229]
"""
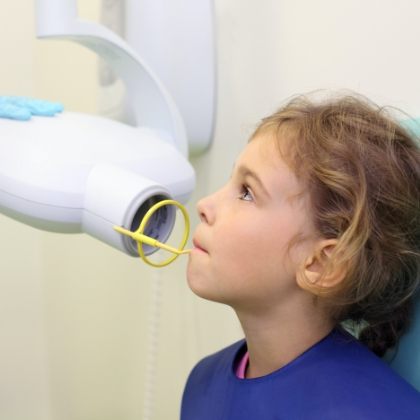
[0, 113, 195, 255]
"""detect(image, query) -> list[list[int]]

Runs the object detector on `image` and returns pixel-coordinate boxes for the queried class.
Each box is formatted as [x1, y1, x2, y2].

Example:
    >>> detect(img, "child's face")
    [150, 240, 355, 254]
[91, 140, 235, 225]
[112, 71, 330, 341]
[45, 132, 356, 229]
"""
[187, 134, 318, 312]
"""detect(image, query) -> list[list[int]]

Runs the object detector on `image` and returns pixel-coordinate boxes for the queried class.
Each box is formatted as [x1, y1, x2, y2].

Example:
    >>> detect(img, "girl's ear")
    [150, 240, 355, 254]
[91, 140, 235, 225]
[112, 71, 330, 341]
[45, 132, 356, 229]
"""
[296, 239, 347, 294]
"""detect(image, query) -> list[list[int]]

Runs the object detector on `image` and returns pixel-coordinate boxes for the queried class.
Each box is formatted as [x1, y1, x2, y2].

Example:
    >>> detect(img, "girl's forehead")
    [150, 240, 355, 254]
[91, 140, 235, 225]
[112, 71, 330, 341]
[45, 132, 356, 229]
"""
[242, 132, 289, 167]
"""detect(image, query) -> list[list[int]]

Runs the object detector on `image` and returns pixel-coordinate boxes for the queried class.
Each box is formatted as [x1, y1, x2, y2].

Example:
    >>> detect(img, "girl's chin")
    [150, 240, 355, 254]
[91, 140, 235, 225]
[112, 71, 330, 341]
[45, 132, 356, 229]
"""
[187, 269, 212, 299]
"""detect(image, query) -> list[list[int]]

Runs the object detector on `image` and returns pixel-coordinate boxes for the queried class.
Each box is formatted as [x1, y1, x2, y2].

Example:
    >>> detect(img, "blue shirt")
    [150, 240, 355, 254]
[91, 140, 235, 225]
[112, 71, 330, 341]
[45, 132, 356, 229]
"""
[181, 328, 420, 419]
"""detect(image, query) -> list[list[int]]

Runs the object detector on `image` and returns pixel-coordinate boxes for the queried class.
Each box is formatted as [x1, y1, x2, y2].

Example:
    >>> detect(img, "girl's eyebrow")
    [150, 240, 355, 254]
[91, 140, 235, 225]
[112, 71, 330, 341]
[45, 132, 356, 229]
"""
[236, 164, 271, 199]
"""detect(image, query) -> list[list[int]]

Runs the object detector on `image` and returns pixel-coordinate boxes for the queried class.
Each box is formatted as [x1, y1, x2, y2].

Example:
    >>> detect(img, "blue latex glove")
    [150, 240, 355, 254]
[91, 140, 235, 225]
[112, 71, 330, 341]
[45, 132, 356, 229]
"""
[0, 96, 63, 121]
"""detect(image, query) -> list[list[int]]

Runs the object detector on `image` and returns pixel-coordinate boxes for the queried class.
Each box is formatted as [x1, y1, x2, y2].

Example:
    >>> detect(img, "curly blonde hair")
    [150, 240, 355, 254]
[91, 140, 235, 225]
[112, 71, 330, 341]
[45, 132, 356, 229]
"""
[252, 93, 420, 356]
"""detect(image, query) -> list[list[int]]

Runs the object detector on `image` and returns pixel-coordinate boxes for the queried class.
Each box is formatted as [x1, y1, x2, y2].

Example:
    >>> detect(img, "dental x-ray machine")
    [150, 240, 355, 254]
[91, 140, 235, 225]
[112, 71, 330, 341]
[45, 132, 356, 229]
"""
[0, 0, 216, 262]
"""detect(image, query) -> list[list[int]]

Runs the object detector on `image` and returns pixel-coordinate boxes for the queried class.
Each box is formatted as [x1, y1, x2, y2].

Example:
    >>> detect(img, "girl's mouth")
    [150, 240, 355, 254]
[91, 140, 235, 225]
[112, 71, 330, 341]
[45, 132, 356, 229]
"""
[193, 238, 208, 253]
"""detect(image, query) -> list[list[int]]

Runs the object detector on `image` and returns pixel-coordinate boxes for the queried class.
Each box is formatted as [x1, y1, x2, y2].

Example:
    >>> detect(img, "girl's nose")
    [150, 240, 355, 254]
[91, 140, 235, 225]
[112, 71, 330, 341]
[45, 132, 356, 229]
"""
[197, 194, 214, 225]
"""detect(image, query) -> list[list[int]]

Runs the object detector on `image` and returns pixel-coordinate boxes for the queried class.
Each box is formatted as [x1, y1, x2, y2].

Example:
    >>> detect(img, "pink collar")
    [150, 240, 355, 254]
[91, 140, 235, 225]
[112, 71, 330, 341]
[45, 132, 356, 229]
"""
[236, 351, 249, 379]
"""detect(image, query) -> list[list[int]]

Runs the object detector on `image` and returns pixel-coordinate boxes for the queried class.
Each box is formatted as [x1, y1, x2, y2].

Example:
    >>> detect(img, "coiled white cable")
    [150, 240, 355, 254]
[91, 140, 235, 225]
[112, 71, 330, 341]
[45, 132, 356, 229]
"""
[141, 264, 163, 420]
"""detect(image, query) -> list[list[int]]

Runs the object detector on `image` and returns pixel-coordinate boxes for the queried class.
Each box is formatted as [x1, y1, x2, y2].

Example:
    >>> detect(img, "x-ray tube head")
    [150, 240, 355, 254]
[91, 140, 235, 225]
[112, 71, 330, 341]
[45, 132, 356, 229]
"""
[0, 113, 195, 256]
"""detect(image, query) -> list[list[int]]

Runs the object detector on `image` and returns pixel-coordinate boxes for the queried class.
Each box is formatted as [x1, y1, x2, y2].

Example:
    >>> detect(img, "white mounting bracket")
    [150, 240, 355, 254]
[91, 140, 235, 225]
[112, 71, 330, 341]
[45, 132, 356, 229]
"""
[34, 0, 216, 156]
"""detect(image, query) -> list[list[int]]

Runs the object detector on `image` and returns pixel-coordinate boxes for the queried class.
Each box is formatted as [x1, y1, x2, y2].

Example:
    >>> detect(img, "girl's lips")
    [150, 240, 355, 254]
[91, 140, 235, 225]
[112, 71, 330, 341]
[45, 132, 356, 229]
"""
[193, 238, 208, 253]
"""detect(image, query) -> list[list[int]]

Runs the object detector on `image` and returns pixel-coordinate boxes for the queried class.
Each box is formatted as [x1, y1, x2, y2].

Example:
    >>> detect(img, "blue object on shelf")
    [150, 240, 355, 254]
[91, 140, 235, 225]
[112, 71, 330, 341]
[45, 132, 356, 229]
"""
[0, 96, 63, 120]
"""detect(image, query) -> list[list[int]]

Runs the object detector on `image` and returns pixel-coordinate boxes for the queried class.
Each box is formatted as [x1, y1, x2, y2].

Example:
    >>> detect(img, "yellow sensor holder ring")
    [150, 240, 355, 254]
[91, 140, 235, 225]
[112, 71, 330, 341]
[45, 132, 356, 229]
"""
[113, 199, 191, 267]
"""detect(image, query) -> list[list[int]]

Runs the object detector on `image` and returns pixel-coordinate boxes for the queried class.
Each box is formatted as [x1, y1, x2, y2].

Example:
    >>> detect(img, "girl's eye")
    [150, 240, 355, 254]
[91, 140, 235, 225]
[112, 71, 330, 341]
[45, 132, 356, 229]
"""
[238, 184, 253, 202]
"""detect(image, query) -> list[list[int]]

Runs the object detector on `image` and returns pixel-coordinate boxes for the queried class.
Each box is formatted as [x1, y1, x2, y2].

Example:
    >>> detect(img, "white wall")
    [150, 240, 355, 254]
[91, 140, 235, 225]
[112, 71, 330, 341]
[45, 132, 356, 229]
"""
[1, 1, 420, 419]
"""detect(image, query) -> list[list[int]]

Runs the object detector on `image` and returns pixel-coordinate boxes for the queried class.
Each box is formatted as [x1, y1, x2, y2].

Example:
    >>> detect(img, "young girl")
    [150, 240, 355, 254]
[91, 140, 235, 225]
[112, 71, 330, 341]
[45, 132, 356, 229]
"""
[181, 93, 420, 419]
